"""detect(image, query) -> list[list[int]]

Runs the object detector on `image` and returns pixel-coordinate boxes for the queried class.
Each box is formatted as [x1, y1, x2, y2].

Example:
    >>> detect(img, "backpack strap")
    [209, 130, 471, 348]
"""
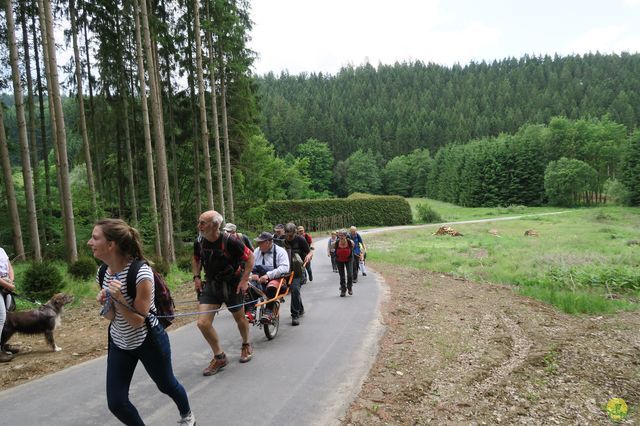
[125, 259, 144, 301]
[98, 263, 108, 288]
[272, 244, 277, 270]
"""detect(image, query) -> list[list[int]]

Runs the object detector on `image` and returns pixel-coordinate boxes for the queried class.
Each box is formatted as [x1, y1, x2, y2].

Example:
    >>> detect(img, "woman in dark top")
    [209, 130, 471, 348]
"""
[334, 229, 354, 297]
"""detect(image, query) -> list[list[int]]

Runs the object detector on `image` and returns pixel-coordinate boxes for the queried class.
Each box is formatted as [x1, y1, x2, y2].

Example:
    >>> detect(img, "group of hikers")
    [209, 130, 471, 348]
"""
[88, 211, 367, 425]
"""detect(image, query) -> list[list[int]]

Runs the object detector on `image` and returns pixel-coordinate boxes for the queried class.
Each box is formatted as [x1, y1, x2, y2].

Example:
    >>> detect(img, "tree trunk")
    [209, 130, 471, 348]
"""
[162, 47, 181, 234]
[140, 0, 174, 261]
[219, 62, 235, 222]
[193, 0, 214, 210]
[186, 17, 202, 217]
[133, 0, 161, 258]
[69, 0, 98, 217]
[115, 7, 138, 226]
[41, 0, 78, 262]
[206, 0, 225, 216]
[5, 0, 42, 261]
[19, 0, 38, 208]
[0, 105, 26, 260]
[81, 0, 102, 196]
[31, 11, 50, 243]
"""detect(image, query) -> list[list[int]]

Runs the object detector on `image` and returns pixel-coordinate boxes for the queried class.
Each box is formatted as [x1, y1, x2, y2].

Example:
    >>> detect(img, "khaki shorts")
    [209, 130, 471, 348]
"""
[199, 279, 244, 312]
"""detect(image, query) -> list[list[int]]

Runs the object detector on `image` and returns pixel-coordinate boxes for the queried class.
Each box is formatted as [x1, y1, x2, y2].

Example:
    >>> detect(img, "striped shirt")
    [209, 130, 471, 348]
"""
[96, 261, 157, 350]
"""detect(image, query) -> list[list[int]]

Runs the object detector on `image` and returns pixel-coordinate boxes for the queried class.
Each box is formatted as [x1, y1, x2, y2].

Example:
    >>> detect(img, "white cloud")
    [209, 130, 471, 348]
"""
[566, 26, 638, 55]
[249, 0, 640, 75]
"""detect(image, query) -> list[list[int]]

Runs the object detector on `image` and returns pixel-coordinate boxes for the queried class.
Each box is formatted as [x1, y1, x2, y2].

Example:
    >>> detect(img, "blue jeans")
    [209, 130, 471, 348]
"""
[289, 277, 304, 318]
[106, 324, 191, 425]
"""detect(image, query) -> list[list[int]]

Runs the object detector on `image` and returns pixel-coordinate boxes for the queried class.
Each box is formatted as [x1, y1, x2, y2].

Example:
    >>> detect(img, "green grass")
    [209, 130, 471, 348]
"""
[368, 204, 640, 314]
[407, 198, 563, 223]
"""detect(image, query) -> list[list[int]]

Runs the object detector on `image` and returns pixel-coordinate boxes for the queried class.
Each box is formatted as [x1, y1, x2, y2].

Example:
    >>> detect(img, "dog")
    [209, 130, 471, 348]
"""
[1, 293, 74, 352]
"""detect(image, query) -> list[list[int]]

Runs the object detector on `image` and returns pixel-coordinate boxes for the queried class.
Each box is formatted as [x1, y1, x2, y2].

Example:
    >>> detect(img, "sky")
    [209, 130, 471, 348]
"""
[248, 0, 640, 76]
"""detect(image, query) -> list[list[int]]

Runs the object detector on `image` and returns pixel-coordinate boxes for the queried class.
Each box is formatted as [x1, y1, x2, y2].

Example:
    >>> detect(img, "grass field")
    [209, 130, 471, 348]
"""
[407, 198, 562, 222]
[369, 203, 640, 314]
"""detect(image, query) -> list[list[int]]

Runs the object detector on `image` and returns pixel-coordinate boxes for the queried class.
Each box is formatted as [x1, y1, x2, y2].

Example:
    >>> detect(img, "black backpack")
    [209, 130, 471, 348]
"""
[98, 260, 175, 328]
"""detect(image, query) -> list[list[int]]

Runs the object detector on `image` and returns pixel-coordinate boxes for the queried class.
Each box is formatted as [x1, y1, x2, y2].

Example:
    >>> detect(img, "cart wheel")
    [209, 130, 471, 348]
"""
[264, 301, 280, 340]
[264, 316, 279, 340]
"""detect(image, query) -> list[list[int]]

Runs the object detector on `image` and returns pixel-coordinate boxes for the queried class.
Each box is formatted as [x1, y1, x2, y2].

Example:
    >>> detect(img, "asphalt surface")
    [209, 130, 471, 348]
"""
[0, 238, 384, 426]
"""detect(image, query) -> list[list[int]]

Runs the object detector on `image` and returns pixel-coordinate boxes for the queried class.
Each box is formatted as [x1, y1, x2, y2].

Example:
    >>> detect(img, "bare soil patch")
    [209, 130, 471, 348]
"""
[0, 283, 199, 391]
[344, 263, 640, 425]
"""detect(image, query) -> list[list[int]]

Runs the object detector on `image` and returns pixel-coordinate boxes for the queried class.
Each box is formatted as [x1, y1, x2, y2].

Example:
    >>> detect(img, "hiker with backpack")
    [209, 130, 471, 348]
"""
[192, 210, 255, 375]
[296, 226, 314, 281]
[89, 218, 195, 426]
[348, 226, 367, 282]
[283, 222, 312, 326]
[335, 229, 355, 297]
[223, 223, 254, 250]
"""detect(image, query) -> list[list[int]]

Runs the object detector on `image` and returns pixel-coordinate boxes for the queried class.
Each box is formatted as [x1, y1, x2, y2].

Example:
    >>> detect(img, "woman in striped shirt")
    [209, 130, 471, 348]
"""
[90, 218, 195, 426]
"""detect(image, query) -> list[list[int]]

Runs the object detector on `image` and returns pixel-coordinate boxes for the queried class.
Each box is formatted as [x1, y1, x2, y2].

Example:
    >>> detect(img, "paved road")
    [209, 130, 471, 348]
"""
[0, 240, 384, 426]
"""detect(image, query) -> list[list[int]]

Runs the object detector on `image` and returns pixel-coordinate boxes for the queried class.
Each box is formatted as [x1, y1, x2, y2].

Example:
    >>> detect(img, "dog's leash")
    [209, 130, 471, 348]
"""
[6, 292, 43, 306]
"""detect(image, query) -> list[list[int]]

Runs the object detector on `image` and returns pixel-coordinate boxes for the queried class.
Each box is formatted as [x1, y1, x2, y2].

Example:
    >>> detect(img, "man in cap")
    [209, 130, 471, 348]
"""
[247, 232, 290, 323]
[193, 210, 255, 375]
[296, 225, 314, 281]
[283, 222, 312, 326]
[223, 222, 253, 250]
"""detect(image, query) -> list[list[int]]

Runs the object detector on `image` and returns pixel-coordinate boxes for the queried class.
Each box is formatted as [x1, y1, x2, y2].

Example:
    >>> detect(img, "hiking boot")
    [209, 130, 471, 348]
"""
[292, 317, 300, 326]
[177, 411, 196, 425]
[0, 351, 13, 363]
[348, 288, 353, 295]
[203, 353, 227, 376]
[239, 343, 252, 363]
[260, 310, 273, 324]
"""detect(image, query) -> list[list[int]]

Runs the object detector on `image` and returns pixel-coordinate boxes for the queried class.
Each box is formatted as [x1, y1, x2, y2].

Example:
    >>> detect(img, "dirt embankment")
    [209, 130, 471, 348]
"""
[345, 264, 640, 425]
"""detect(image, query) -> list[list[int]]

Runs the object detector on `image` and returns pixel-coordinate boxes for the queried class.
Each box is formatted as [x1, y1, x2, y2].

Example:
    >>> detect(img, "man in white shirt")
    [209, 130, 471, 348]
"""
[249, 232, 290, 323]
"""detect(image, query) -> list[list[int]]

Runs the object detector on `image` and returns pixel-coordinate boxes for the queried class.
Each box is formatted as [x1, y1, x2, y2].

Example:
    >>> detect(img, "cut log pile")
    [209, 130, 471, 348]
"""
[433, 226, 463, 237]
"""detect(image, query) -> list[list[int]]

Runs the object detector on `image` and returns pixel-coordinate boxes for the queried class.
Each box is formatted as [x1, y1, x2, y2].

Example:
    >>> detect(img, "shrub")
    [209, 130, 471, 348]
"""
[266, 195, 412, 229]
[416, 202, 442, 223]
[22, 262, 65, 301]
[68, 257, 98, 280]
[42, 242, 67, 261]
[176, 253, 193, 273]
[149, 257, 171, 276]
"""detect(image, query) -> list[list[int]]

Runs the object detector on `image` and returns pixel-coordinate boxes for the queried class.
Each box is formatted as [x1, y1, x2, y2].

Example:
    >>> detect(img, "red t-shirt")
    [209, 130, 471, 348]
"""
[335, 241, 353, 263]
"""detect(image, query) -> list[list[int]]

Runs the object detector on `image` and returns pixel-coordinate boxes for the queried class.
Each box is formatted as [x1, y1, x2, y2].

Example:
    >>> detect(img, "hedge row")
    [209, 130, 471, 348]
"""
[265, 195, 412, 230]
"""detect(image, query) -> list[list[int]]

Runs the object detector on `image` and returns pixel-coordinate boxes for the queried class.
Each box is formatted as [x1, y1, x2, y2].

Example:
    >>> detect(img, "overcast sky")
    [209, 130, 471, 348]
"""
[248, 0, 640, 76]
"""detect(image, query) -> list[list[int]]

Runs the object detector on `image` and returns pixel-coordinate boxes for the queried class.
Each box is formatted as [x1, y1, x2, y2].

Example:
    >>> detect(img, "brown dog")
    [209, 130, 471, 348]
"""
[1, 293, 74, 352]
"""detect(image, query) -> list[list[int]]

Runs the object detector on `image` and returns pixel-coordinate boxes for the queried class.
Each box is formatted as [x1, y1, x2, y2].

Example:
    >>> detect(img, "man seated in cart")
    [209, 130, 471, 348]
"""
[247, 232, 290, 324]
